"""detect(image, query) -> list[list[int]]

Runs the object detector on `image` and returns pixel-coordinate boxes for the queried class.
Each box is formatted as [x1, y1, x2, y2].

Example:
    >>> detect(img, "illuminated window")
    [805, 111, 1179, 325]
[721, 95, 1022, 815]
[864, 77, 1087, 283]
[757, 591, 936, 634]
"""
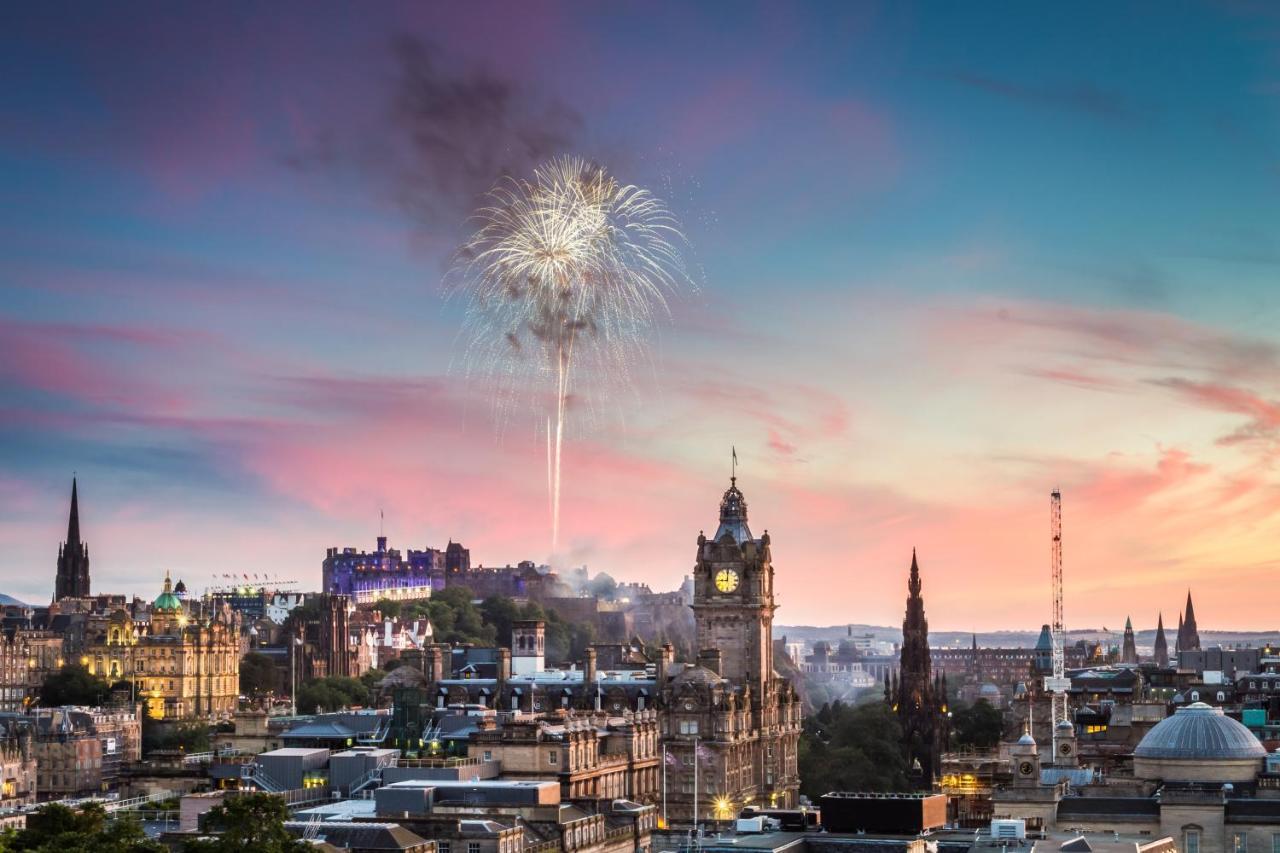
[1234, 834, 1247, 853]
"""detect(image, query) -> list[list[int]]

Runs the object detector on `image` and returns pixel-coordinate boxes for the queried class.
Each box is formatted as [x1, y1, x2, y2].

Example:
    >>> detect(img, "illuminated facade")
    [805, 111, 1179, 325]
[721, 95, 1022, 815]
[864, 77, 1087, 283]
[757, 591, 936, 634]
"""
[84, 573, 241, 720]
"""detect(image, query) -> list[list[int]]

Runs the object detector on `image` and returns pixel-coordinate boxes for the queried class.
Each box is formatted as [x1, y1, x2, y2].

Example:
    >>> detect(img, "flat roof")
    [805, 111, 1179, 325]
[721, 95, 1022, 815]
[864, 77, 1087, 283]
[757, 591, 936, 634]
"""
[384, 779, 557, 790]
[260, 747, 331, 757]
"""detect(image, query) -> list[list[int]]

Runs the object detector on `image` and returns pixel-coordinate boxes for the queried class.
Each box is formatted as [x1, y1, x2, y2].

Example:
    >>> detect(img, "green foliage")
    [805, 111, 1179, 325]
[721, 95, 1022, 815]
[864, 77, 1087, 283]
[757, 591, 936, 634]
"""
[239, 651, 278, 698]
[181, 793, 310, 853]
[424, 586, 496, 645]
[950, 699, 1003, 749]
[799, 700, 910, 797]
[143, 718, 211, 754]
[38, 664, 111, 708]
[5, 802, 165, 852]
[372, 599, 402, 620]
[296, 675, 372, 714]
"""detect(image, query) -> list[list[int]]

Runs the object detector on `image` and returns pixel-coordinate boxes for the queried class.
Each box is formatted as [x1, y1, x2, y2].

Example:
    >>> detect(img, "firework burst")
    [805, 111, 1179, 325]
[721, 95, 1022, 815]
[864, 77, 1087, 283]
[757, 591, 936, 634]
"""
[450, 156, 690, 552]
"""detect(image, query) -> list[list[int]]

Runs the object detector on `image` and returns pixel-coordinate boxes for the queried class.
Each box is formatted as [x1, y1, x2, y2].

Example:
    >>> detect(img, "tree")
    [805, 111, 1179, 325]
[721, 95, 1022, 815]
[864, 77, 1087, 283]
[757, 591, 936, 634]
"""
[39, 664, 111, 708]
[181, 793, 310, 853]
[798, 701, 910, 797]
[295, 675, 372, 714]
[5, 801, 165, 852]
[372, 599, 402, 620]
[239, 652, 278, 699]
[950, 699, 1003, 749]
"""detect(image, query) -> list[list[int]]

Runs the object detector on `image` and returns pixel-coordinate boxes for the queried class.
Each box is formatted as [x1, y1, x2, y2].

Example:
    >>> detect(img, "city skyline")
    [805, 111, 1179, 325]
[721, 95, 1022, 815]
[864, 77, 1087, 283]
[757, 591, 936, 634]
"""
[4, 4, 1280, 629]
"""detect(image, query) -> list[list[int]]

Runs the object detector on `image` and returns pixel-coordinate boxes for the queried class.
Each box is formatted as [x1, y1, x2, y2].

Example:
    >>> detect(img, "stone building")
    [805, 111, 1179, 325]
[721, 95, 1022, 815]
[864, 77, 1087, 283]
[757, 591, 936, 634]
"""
[994, 702, 1280, 853]
[661, 475, 803, 822]
[379, 475, 803, 825]
[31, 705, 141, 799]
[0, 717, 35, 809]
[0, 627, 64, 711]
[83, 573, 241, 720]
[468, 711, 661, 802]
[889, 550, 949, 790]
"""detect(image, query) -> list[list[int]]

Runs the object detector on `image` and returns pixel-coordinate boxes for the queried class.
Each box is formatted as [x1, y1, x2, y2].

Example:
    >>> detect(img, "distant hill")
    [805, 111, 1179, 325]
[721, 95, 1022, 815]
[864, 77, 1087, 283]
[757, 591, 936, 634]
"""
[776, 624, 1280, 649]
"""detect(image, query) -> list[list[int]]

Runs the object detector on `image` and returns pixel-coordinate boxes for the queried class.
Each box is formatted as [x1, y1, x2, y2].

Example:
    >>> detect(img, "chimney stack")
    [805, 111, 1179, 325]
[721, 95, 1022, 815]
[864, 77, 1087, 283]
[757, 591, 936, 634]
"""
[698, 648, 722, 676]
[657, 643, 675, 685]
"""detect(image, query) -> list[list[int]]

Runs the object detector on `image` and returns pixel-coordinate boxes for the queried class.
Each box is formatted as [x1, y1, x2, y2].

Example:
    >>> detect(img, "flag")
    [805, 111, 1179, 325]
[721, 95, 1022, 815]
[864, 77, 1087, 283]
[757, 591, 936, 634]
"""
[697, 743, 713, 762]
[665, 750, 677, 767]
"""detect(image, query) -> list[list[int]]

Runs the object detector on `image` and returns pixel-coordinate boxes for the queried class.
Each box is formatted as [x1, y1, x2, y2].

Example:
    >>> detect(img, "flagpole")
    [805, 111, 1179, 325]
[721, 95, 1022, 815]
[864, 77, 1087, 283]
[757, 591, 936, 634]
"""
[693, 735, 699, 834]
[662, 743, 667, 830]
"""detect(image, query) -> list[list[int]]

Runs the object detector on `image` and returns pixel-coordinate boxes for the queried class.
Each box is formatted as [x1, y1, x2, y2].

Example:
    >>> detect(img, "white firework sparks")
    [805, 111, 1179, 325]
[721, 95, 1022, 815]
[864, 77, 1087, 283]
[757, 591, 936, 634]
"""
[450, 156, 690, 551]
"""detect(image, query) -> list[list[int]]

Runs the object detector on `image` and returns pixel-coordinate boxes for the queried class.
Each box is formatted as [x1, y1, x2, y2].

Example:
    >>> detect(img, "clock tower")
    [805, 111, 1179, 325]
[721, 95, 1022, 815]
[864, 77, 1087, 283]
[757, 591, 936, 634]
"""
[692, 475, 775, 692]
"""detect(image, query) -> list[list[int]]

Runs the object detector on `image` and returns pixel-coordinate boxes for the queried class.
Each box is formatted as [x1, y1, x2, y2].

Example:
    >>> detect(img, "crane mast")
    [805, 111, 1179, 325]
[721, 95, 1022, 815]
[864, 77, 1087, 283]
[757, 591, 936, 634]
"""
[1045, 489, 1069, 754]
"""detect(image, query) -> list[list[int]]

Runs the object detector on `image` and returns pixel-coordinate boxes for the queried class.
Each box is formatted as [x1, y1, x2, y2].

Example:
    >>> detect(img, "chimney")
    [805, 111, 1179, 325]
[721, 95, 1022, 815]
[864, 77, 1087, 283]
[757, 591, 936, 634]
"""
[698, 648, 722, 676]
[497, 648, 511, 685]
[419, 644, 446, 685]
[657, 643, 675, 685]
[585, 647, 598, 688]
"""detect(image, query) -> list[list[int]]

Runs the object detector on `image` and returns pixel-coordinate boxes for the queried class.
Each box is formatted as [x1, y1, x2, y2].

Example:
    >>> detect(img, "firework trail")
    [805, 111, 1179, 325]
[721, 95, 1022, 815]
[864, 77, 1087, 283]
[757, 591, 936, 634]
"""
[450, 156, 690, 552]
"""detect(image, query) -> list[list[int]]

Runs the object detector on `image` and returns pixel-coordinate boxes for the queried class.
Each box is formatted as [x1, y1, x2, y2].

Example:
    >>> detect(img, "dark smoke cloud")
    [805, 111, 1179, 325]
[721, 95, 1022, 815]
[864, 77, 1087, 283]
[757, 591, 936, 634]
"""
[289, 36, 582, 231]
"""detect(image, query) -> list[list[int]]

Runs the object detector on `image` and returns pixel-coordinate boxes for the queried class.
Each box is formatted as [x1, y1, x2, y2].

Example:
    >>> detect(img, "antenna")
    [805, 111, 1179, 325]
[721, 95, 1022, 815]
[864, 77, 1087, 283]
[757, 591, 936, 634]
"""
[731, 446, 738, 484]
[1045, 489, 1069, 753]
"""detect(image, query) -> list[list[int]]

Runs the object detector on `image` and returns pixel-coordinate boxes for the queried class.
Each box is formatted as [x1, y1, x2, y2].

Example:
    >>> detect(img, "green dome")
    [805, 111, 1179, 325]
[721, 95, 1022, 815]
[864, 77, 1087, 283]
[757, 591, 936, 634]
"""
[153, 573, 183, 612]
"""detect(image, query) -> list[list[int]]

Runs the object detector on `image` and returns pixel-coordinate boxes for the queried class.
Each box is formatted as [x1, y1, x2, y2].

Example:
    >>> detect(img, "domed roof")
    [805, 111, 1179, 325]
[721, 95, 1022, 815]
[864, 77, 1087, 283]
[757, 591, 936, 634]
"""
[1135, 702, 1265, 761]
[713, 477, 753, 544]
[1017, 733, 1036, 746]
[1056, 719, 1075, 731]
[173, 579, 187, 595]
[153, 572, 183, 613]
[673, 664, 725, 686]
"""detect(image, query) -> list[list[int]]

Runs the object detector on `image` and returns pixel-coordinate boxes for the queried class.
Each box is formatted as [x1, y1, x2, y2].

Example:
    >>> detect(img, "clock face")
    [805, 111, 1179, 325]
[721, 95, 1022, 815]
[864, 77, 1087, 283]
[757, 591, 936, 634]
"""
[1019, 761, 1034, 776]
[1059, 743, 1072, 755]
[714, 569, 740, 592]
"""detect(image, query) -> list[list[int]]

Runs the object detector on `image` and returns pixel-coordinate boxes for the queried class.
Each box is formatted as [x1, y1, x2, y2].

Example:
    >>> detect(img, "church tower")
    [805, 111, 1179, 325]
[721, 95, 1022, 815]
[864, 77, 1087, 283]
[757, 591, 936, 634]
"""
[893, 550, 946, 790]
[1153, 612, 1169, 667]
[55, 478, 91, 601]
[1120, 616, 1138, 664]
[692, 475, 775, 692]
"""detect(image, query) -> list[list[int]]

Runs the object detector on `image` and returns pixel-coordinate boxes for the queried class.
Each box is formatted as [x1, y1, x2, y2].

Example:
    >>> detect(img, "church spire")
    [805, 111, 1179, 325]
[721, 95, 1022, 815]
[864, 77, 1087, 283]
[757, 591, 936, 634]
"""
[55, 477, 91, 600]
[1182, 590, 1201, 651]
[67, 477, 81, 546]
[1153, 611, 1169, 667]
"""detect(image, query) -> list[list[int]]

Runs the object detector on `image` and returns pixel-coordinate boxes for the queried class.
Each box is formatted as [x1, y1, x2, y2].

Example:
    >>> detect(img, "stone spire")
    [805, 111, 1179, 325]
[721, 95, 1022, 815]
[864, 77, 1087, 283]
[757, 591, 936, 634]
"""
[893, 549, 944, 790]
[1182, 591, 1201, 651]
[1176, 611, 1184, 655]
[1121, 616, 1138, 664]
[1153, 612, 1169, 667]
[55, 477, 91, 601]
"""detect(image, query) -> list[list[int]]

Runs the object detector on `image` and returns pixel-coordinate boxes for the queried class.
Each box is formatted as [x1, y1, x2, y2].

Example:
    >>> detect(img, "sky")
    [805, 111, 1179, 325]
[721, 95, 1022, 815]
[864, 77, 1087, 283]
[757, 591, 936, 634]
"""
[2, 2, 1280, 631]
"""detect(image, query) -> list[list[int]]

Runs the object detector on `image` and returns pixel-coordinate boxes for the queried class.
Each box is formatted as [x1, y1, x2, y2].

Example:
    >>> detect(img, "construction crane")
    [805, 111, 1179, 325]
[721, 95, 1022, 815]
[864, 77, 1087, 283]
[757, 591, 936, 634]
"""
[1045, 489, 1070, 755]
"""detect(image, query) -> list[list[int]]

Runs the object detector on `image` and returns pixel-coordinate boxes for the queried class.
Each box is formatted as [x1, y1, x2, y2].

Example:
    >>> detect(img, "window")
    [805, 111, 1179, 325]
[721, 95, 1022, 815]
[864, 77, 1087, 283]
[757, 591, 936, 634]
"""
[1271, 833, 1280, 853]
[1186, 830, 1200, 853]
[549, 751, 558, 765]
[483, 750, 493, 762]
[468, 843, 480, 853]
[1234, 834, 1247, 853]
[439, 843, 450, 853]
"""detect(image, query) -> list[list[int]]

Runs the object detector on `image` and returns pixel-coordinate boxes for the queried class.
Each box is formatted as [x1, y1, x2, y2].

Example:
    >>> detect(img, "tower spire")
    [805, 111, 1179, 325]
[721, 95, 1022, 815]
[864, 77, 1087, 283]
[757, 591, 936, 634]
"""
[67, 477, 81, 546]
[1153, 611, 1169, 668]
[55, 476, 91, 600]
